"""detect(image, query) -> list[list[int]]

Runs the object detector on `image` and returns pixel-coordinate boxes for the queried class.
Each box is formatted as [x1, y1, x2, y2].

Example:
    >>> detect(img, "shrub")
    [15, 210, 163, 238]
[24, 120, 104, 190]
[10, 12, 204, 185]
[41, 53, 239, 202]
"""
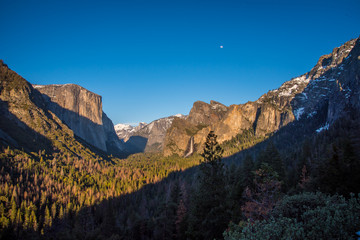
[224, 192, 360, 240]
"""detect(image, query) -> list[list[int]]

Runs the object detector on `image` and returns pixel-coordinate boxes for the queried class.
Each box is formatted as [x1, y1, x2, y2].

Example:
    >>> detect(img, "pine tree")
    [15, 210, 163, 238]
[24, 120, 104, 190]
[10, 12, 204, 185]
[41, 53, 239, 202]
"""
[15, 209, 22, 229]
[263, 142, 285, 179]
[23, 206, 30, 230]
[51, 202, 57, 219]
[242, 163, 282, 222]
[9, 198, 17, 225]
[44, 205, 52, 228]
[0, 203, 9, 229]
[175, 182, 187, 240]
[187, 131, 228, 240]
[59, 205, 64, 220]
[30, 209, 38, 231]
[242, 154, 255, 188]
[201, 131, 224, 165]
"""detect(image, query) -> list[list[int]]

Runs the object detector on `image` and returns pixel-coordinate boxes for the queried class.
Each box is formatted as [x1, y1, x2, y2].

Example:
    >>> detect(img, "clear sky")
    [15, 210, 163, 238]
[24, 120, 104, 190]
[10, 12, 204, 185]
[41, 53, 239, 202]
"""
[1, 0, 359, 125]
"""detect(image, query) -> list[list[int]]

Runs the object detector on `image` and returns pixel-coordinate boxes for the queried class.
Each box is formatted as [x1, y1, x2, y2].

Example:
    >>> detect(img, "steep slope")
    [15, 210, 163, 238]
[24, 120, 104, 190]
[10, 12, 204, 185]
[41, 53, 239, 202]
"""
[33, 84, 125, 155]
[0, 61, 125, 157]
[116, 114, 186, 154]
[164, 37, 360, 156]
[115, 122, 147, 141]
[0, 60, 86, 154]
[164, 101, 228, 156]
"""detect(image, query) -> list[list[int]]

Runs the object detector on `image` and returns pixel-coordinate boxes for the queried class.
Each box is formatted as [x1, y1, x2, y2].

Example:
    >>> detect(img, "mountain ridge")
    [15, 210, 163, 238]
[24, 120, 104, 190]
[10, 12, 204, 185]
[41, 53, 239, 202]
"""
[0, 61, 126, 157]
[116, 114, 186, 154]
[32, 83, 125, 155]
[163, 36, 360, 157]
[1, 36, 359, 159]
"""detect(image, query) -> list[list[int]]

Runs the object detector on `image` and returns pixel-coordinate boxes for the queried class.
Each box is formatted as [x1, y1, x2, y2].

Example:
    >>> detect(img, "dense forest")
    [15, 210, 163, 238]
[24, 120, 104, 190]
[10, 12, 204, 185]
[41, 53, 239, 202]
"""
[1, 109, 360, 239]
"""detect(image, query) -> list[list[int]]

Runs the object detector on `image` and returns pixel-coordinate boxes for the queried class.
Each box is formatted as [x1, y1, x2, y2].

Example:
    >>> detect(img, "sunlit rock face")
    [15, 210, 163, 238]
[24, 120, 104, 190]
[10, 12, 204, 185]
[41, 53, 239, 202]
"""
[116, 115, 186, 154]
[34, 84, 124, 153]
[163, 37, 360, 156]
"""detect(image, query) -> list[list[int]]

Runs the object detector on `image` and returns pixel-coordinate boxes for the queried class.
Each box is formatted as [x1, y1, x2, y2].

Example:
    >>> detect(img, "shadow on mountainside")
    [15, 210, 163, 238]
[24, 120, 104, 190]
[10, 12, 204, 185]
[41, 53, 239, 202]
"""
[30, 99, 334, 239]
[37, 91, 128, 159]
[125, 136, 148, 154]
[222, 100, 330, 165]
[6, 103, 359, 240]
[0, 100, 53, 153]
[224, 39, 360, 164]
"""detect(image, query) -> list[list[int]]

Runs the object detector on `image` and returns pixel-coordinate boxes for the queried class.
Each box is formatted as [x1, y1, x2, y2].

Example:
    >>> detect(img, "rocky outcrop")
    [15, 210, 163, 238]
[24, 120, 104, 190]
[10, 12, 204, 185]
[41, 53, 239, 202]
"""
[0, 60, 76, 152]
[187, 100, 228, 125]
[33, 84, 125, 154]
[163, 37, 360, 156]
[102, 112, 126, 154]
[290, 38, 360, 125]
[115, 122, 147, 142]
[117, 115, 186, 154]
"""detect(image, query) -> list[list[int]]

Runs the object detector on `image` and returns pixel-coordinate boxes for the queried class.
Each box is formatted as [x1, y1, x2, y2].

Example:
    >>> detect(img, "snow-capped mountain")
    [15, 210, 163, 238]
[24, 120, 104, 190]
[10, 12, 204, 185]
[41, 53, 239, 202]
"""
[258, 37, 359, 124]
[115, 114, 186, 153]
[163, 36, 360, 156]
[115, 122, 147, 141]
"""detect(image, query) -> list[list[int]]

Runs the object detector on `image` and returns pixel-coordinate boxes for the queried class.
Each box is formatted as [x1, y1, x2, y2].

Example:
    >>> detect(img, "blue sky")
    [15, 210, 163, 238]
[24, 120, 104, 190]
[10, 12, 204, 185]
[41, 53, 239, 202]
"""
[1, 0, 359, 125]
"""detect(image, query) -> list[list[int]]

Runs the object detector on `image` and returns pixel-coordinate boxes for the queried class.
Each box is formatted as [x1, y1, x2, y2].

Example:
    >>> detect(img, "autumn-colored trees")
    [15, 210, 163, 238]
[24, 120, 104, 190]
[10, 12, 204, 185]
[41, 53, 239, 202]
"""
[241, 164, 282, 222]
[0, 145, 201, 239]
[1, 112, 360, 239]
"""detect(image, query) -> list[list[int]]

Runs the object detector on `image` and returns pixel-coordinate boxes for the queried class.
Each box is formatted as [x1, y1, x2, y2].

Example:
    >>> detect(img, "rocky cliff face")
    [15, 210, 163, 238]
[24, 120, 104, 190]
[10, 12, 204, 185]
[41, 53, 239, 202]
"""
[115, 122, 147, 142]
[0, 60, 79, 153]
[33, 84, 125, 154]
[187, 100, 228, 125]
[102, 112, 126, 155]
[290, 38, 360, 125]
[163, 37, 360, 156]
[116, 114, 186, 154]
[137, 114, 186, 152]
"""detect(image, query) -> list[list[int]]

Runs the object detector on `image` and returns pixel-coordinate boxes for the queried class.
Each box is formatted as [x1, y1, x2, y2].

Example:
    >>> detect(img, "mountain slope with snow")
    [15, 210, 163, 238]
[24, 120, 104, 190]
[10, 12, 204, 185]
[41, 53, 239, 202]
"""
[116, 114, 186, 154]
[164, 37, 360, 156]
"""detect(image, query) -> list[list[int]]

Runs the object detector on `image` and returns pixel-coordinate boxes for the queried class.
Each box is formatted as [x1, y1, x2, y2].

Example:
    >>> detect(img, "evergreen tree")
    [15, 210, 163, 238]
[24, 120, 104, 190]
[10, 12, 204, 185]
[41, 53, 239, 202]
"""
[51, 202, 57, 219]
[241, 154, 255, 188]
[30, 210, 38, 231]
[58, 205, 64, 220]
[0, 203, 9, 229]
[200, 131, 224, 165]
[9, 198, 17, 225]
[175, 182, 188, 240]
[44, 205, 52, 228]
[242, 163, 282, 222]
[23, 206, 30, 230]
[262, 142, 285, 180]
[15, 209, 22, 229]
[187, 131, 228, 240]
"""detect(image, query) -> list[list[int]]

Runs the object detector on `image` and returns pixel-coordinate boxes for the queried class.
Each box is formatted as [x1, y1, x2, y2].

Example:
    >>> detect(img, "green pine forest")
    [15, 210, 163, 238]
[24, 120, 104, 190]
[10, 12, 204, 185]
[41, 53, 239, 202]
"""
[1, 109, 360, 239]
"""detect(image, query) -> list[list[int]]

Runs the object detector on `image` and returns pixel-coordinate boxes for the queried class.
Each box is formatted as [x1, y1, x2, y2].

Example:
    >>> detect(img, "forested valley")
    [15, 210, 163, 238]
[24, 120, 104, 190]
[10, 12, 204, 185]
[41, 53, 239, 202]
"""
[1, 108, 360, 240]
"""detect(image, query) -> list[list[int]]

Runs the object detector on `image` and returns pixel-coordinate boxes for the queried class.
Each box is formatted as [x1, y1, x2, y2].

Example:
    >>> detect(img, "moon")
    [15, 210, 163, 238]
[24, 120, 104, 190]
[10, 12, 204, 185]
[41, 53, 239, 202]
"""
[220, 45, 223, 48]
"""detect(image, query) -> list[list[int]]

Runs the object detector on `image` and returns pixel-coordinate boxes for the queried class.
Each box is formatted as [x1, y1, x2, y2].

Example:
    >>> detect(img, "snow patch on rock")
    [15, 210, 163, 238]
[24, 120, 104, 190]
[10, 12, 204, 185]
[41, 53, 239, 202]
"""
[316, 123, 329, 133]
[294, 107, 305, 120]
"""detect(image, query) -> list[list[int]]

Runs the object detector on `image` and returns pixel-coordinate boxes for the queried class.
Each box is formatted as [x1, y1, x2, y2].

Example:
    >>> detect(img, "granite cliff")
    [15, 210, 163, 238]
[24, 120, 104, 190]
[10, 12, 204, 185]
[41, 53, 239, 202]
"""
[115, 122, 147, 142]
[163, 37, 360, 156]
[0, 60, 82, 153]
[33, 84, 125, 154]
[116, 114, 186, 154]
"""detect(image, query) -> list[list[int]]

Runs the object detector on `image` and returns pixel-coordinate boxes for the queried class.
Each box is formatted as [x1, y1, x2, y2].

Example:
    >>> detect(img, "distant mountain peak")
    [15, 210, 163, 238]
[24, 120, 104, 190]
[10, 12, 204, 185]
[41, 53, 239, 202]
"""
[115, 114, 187, 154]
